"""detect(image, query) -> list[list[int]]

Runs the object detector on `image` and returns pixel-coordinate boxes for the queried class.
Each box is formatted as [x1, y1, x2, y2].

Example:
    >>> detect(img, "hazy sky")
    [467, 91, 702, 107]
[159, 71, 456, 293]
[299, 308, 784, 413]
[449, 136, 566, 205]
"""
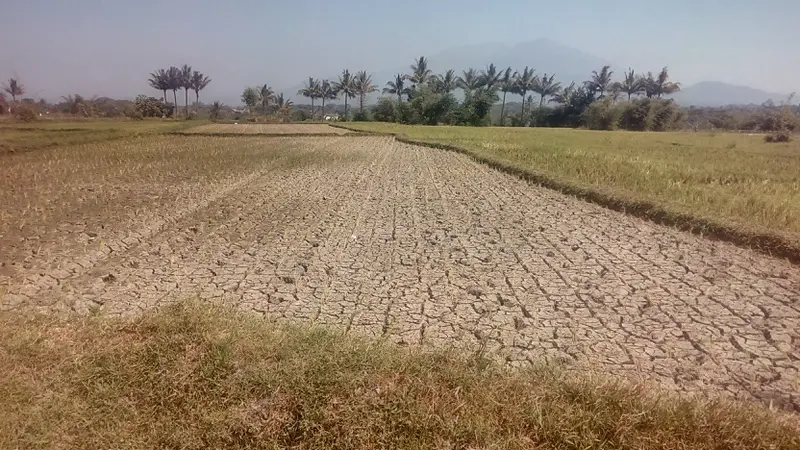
[2, 0, 798, 103]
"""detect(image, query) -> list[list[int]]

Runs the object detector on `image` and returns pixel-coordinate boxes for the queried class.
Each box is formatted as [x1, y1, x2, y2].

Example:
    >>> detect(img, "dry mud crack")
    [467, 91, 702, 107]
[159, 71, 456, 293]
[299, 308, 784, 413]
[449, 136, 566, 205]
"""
[2, 135, 799, 412]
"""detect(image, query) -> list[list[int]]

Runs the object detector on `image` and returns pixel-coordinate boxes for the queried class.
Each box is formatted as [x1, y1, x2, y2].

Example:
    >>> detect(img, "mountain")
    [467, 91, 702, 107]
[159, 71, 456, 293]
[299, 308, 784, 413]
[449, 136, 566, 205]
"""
[669, 81, 787, 107]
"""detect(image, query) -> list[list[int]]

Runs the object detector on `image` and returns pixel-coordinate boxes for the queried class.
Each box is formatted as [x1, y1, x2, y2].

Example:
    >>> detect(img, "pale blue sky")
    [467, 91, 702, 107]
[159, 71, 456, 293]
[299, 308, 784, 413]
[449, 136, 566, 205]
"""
[1, 0, 798, 102]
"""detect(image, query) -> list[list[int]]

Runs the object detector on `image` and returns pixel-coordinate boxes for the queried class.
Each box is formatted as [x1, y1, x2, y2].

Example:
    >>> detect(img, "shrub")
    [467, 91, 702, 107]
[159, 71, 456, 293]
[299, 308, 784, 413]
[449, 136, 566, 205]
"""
[133, 95, 173, 118]
[765, 131, 791, 143]
[14, 105, 37, 122]
[371, 97, 397, 123]
[352, 110, 370, 122]
[583, 98, 622, 130]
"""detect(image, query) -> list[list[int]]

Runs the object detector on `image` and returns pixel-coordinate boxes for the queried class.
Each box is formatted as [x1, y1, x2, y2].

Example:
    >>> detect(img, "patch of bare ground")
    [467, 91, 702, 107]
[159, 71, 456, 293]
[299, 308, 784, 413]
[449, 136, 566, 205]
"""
[2, 136, 799, 417]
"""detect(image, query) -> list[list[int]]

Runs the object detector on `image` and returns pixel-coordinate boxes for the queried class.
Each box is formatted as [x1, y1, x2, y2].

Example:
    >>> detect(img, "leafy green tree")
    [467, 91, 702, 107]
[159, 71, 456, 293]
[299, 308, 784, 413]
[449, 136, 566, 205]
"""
[189, 71, 211, 108]
[585, 65, 613, 98]
[459, 87, 498, 126]
[613, 68, 644, 101]
[148, 69, 170, 103]
[318, 80, 336, 117]
[354, 71, 378, 113]
[258, 84, 275, 113]
[512, 67, 537, 122]
[179, 64, 193, 115]
[372, 97, 397, 122]
[458, 68, 483, 93]
[480, 63, 502, 90]
[431, 69, 458, 94]
[383, 74, 408, 102]
[407, 56, 433, 88]
[533, 73, 562, 108]
[498, 67, 515, 125]
[410, 85, 458, 125]
[241, 87, 259, 113]
[333, 69, 356, 120]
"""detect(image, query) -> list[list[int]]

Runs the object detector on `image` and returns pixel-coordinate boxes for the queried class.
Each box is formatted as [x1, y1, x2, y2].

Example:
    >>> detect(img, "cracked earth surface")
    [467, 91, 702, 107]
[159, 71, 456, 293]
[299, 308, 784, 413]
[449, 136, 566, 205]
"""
[2, 135, 799, 412]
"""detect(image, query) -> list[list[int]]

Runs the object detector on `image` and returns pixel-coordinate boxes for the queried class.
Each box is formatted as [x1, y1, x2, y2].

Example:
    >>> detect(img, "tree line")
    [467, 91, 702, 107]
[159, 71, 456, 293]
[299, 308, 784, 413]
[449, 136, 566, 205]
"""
[287, 57, 685, 130]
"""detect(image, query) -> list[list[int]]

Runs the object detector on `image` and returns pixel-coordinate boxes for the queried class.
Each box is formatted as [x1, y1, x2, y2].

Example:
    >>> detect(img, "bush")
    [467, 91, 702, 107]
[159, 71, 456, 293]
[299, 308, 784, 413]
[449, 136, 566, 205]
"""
[617, 98, 683, 131]
[14, 105, 37, 122]
[765, 131, 791, 143]
[372, 97, 397, 123]
[133, 95, 173, 118]
[352, 110, 370, 122]
[583, 98, 622, 130]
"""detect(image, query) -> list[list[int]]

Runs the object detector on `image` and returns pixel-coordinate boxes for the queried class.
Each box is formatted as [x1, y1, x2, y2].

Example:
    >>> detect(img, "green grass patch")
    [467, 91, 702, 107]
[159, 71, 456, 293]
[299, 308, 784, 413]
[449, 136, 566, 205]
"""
[340, 123, 800, 259]
[0, 301, 796, 449]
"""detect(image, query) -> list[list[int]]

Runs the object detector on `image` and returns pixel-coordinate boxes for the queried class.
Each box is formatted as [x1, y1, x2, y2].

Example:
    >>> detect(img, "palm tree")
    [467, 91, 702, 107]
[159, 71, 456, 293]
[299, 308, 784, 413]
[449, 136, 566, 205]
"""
[209, 101, 223, 121]
[297, 77, 321, 115]
[166, 66, 181, 112]
[383, 74, 407, 102]
[550, 82, 577, 106]
[319, 80, 337, 116]
[408, 56, 433, 88]
[258, 84, 275, 113]
[613, 68, 644, 101]
[512, 67, 537, 120]
[3, 78, 25, 103]
[499, 67, 515, 125]
[533, 73, 562, 108]
[432, 69, 458, 94]
[643, 67, 681, 98]
[179, 64, 193, 115]
[354, 71, 377, 113]
[148, 69, 170, 103]
[189, 71, 211, 108]
[458, 68, 483, 94]
[333, 69, 356, 120]
[480, 63, 502, 90]
[585, 65, 613, 98]
[276, 94, 293, 120]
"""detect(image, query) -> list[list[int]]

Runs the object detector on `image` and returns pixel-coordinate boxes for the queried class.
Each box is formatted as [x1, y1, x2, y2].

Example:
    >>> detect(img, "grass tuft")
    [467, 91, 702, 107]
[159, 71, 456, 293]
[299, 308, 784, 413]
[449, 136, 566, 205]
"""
[1, 301, 796, 449]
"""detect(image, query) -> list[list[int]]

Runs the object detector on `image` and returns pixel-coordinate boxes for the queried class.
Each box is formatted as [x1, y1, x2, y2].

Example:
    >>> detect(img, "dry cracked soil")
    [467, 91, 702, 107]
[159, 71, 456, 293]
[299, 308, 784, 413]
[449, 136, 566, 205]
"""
[1, 135, 799, 412]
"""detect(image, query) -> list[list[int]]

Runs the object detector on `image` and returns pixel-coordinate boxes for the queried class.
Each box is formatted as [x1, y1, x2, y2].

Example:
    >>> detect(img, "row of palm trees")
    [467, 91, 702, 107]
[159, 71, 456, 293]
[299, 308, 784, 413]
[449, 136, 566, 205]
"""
[297, 70, 377, 118]
[377, 57, 681, 122]
[241, 84, 293, 115]
[147, 65, 211, 115]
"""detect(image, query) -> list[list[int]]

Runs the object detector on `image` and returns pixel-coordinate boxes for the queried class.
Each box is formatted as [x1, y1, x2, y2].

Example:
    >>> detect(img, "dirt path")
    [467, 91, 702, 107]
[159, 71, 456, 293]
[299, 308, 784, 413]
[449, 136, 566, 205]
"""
[2, 136, 799, 411]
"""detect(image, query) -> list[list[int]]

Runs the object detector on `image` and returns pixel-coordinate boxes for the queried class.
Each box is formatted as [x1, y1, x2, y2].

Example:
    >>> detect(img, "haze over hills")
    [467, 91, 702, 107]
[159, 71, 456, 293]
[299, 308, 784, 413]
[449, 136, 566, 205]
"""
[279, 39, 787, 108]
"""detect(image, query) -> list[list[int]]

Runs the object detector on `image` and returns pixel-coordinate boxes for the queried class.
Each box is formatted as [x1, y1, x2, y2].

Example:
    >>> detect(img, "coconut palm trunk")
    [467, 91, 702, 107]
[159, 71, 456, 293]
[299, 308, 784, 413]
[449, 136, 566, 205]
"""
[321, 97, 326, 117]
[500, 91, 507, 124]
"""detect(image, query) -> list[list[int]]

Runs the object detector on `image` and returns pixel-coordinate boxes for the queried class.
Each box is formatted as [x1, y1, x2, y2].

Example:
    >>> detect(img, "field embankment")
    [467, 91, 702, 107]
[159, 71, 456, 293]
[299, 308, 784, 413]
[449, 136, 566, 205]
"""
[337, 123, 800, 261]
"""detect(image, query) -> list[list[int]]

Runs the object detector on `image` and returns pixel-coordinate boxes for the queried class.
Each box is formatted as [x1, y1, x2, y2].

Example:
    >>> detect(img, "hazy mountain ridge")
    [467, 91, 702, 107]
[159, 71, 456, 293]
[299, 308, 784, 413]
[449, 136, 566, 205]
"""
[277, 39, 788, 108]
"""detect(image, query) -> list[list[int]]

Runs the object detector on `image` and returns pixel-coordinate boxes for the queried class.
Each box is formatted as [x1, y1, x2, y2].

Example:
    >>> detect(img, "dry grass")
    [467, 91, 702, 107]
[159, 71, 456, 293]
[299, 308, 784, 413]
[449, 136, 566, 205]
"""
[339, 123, 800, 259]
[183, 123, 352, 135]
[0, 119, 203, 153]
[0, 301, 796, 450]
[0, 135, 341, 270]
